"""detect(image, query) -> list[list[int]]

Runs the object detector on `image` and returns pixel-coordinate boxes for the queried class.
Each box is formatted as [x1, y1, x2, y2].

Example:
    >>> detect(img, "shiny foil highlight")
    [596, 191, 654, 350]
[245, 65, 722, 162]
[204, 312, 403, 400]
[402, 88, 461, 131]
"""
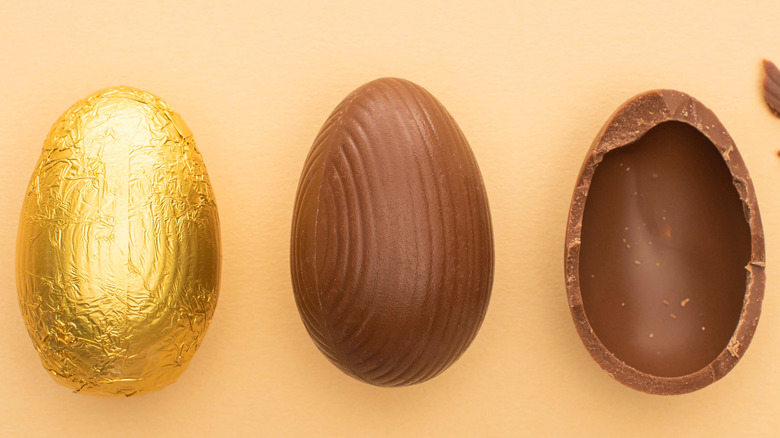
[16, 87, 220, 397]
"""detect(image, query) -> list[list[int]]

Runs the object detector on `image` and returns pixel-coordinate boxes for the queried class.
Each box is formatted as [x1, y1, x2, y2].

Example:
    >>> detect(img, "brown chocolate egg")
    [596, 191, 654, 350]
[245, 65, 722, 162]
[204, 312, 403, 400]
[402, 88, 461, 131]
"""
[291, 78, 494, 386]
[565, 90, 765, 395]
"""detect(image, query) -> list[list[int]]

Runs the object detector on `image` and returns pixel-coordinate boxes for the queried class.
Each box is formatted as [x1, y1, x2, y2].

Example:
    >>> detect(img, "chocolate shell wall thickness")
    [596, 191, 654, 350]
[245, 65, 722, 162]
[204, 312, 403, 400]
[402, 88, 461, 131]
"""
[565, 90, 765, 395]
[291, 78, 494, 387]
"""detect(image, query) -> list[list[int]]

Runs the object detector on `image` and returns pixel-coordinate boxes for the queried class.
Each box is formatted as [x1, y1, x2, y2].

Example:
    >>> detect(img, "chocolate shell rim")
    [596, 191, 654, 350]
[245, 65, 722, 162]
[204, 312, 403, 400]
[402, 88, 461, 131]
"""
[564, 89, 765, 395]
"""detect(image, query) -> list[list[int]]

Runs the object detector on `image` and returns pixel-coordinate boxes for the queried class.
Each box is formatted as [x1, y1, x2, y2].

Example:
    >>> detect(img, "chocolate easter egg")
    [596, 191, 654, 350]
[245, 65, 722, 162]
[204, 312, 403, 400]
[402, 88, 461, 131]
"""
[565, 89, 764, 394]
[16, 87, 221, 396]
[291, 78, 494, 386]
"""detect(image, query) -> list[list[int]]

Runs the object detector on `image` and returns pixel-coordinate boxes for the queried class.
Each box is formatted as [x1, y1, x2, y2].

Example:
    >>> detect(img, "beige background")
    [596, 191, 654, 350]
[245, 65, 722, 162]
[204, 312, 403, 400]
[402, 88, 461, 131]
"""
[1, 1, 780, 436]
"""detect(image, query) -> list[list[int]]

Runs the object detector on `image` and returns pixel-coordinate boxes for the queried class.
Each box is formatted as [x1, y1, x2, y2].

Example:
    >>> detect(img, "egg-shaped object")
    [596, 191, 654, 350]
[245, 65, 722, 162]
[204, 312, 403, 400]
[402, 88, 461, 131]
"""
[291, 78, 494, 386]
[565, 89, 764, 394]
[16, 86, 221, 397]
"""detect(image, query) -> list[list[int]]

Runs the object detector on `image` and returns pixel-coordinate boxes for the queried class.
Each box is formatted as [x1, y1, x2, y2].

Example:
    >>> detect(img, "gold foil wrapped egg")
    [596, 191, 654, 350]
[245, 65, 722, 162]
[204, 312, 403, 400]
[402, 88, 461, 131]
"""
[16, 87, 220, 397]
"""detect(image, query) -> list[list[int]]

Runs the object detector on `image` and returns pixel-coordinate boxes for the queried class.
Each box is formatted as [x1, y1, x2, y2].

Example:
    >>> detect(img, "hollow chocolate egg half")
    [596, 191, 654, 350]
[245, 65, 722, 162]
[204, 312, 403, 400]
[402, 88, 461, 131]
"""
[291, 78, 494, 386]
[565, 90, 764, 395]
[16, 87, 221, 396]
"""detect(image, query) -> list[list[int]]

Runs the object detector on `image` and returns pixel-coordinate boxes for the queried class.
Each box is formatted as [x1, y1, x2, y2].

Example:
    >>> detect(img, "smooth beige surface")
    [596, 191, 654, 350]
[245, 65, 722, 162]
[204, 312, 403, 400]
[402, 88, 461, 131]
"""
[1, 1, 779, 436]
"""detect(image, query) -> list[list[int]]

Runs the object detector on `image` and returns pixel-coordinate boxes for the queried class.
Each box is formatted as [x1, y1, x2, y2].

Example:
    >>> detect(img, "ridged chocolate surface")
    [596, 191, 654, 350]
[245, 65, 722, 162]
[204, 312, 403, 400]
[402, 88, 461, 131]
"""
[762, 59, 780, 116]
[291, 78, 493, 387]
[565, 90, 764, 395]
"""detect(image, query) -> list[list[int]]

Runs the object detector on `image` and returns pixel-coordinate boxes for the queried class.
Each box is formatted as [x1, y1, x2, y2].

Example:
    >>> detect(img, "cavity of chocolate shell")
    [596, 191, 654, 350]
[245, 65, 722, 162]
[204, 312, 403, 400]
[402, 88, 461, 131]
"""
[564, 89, 765, 395]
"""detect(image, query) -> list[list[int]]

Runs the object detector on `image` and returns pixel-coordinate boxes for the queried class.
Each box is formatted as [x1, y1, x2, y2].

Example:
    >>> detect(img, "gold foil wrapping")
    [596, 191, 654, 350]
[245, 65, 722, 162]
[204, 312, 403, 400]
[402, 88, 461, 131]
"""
[16, 87, 220, 397]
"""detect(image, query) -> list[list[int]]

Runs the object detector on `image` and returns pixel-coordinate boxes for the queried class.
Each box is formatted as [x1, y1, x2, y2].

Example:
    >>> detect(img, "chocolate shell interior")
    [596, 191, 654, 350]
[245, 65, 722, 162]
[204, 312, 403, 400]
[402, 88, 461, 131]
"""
[565, 90, 765, 395]
[580, 121, 750, 377]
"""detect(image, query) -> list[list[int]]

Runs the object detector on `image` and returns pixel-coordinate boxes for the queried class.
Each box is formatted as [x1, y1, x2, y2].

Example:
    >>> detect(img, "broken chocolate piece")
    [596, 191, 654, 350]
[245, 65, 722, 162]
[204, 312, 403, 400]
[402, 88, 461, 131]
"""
[763, 59, 780, 116]
[565, 90, 765, 395]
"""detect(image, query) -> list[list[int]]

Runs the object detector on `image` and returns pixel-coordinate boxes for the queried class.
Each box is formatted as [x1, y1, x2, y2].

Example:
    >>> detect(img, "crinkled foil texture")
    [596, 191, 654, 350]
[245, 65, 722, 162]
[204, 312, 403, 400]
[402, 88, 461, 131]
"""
[16, 87, 220, 397]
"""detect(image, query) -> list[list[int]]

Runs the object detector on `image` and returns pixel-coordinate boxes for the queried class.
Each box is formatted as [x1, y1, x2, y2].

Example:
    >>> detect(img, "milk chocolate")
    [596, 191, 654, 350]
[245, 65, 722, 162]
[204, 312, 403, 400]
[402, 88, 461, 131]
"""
[762, 59, 780, 116]
[565, 90, 765, 395]
[291, 78, 494, 386]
